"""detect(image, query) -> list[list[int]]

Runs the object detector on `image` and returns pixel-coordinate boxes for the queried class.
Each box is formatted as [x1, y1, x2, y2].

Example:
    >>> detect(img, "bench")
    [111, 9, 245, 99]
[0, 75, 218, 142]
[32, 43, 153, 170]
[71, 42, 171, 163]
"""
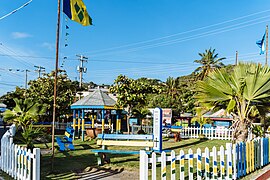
[91, 134, 154, 165]
[56, 127, 75, 152]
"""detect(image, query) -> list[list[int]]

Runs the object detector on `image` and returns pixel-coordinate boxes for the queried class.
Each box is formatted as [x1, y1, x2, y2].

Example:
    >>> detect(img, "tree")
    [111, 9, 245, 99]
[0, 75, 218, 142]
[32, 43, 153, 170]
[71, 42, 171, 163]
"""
[27, 71, 77, 121]
[191, 107, 212, 136]
[194, 48, 225, 80]
[195, 63, 270, 142]
[110, 75, 159, 133]
[132, 107, 152, 125]
[3, 98, 46, 149]
[165, 77, 179, 99]
[0, 87, 26, 109]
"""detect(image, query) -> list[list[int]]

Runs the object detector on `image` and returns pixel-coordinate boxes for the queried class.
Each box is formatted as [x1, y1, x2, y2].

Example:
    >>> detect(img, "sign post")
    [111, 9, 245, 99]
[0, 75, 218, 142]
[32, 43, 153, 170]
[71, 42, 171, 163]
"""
[153, 107, 162, 152]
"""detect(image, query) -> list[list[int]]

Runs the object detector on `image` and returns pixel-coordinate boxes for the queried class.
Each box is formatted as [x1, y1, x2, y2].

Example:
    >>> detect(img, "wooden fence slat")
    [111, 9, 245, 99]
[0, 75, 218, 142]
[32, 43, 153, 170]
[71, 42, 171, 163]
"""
[152, 152, 156, 180]
[188, 149, 193, 179]
[139, 150, 148, 180]
[197, 148, 202, 180]
[212, 146, 218, 179]
[220, 145, 225, 179]
[161, 151, 166, 180]
[171, 150, 176, 180]
[180, 150, 185, 180]
[205, 147, 210, 180]
[226, 143, 233, 180]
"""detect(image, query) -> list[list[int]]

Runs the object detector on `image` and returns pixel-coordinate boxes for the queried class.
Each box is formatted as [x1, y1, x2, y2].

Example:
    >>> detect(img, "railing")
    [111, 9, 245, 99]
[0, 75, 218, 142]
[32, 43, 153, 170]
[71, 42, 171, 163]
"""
[0, 125, 40, 180]
[140, 137, 268, 180]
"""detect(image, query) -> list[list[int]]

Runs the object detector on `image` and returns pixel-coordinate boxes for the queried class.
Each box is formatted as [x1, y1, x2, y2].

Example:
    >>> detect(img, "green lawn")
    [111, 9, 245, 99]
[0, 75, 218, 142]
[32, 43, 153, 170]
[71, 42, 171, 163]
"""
[37, 138, 230, 179]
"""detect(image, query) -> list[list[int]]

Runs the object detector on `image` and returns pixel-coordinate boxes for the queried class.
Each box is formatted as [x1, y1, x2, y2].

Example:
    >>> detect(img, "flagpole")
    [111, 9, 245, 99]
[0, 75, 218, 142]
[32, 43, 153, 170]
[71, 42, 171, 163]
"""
[51, 0, 61, 171]
[266, 25, 268, 66]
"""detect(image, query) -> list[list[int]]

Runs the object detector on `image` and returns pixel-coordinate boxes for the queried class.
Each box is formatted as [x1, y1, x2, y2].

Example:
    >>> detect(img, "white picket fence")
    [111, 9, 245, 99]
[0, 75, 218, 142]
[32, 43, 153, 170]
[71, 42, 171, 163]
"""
[179, 127, 234, 140]
[132, 125, 254, 141]
[0, 125, 40, 180]
[140, 143, 235, 180]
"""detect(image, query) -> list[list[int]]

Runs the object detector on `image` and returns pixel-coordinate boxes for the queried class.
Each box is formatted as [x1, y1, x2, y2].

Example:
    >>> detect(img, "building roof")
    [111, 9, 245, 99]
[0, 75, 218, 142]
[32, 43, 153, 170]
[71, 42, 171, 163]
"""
[71, 88, 116, 109]
[0, 103, 7, 108]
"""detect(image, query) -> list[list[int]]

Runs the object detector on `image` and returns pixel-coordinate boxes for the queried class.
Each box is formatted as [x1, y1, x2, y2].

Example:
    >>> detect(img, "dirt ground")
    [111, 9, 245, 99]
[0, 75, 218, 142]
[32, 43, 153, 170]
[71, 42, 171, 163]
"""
[77, 167, 139, 180]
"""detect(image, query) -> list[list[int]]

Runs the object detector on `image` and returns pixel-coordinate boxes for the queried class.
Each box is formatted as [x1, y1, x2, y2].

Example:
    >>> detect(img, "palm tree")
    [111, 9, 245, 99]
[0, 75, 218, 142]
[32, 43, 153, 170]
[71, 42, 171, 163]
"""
[195, 63, 270, 143]
[194, 48, 226, 80]
[165, 77, 179, 98]
[3, 98, 46, 148]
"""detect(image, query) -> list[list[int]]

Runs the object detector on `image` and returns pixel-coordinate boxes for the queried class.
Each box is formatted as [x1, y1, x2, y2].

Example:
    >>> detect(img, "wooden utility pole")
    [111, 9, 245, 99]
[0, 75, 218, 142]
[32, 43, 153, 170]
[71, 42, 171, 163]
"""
[76, 55, 88, 89]
[51, 0, 61, 171]
[34, 65, 45, 78]
[235, 51, 238, 65]
[266, 25, 268, 66]
[25, 69, 30, 89]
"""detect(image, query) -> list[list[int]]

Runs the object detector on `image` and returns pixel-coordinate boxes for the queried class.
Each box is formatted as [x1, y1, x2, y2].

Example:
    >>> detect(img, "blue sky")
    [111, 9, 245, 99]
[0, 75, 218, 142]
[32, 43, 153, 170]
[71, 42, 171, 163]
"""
[0, 0, 270, 96]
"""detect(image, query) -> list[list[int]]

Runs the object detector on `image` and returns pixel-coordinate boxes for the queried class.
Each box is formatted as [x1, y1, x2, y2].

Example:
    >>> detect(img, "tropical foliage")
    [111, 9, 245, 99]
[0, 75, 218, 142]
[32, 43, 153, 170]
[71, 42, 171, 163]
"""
[195, 63, 270, 142]
[194, 48, 225, 80]
[3, 98, 46, 148]
[110, 75, 159, 132]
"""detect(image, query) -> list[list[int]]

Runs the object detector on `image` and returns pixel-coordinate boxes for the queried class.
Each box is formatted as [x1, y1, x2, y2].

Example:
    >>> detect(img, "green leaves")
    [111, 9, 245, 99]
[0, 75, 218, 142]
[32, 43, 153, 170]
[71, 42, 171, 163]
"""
[195, 62, 270, 123]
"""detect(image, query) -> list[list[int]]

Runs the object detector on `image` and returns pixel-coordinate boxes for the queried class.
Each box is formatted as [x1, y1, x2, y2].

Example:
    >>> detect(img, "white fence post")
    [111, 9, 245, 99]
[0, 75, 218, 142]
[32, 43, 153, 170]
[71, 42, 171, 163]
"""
[226, 143, 233, 180]
[213, 146, 218, 179]
[161, 151, 166, 180]
[140, 150, 148, 180]
[197, 148, 202, 180]
[171, 150, 176, 180]
[33, 148, 40, 180]
[0, 126, 40, 180]
[152, 152, 156, 180]
[205, 147, 210, 180]
[188, 149, 193, 179]
[180, 150, 185, 179]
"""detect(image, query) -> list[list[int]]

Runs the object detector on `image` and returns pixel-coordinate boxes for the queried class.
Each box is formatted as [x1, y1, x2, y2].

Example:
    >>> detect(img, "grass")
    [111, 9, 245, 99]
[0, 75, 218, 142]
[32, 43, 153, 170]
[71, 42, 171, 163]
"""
[35, 137, 230, 179]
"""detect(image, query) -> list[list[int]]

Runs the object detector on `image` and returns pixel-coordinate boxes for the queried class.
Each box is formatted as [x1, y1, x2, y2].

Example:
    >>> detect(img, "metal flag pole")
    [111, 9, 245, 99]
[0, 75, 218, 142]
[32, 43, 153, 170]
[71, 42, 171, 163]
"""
[51, 0, 61, 171]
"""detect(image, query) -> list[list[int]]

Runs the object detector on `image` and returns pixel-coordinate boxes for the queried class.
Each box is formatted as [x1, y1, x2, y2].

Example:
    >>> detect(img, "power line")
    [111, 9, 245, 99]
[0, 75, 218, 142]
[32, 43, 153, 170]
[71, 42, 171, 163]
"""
[75, 10, 270, 57]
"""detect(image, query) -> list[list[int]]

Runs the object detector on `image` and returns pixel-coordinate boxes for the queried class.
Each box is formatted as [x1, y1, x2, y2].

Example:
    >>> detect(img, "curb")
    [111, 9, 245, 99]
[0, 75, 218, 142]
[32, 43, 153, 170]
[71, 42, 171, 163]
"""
[256, 169, 270, 180]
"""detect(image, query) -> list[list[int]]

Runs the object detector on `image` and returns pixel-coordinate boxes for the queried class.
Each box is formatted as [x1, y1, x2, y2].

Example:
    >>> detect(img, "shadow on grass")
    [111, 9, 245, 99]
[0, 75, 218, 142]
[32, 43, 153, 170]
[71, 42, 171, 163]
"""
[163, 138, 208, 151]
[44, 166, 125, 180]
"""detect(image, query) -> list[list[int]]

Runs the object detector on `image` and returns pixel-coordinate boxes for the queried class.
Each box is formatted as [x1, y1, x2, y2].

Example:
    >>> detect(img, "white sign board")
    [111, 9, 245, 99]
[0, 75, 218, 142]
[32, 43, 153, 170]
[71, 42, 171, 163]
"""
[153, 107, 162, 152]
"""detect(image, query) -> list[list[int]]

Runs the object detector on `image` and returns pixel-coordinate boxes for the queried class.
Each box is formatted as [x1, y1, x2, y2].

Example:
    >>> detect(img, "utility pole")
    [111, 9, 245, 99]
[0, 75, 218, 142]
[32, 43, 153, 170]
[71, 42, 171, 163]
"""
[76, 55, 88, 88]
[25, 69, 30, 89]
[235, 51, 238, 65]
[34, 65, 45, 78]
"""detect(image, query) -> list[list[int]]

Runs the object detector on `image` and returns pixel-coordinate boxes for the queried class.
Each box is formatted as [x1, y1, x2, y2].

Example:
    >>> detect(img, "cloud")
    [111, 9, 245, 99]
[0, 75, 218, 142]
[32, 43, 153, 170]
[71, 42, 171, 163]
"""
[11, 32, 32, 39]
[41, 42, 55, 51]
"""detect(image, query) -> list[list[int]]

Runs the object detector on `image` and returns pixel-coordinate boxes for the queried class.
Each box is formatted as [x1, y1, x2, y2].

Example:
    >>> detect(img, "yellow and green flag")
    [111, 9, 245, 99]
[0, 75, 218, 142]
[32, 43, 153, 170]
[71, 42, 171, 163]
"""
[63, 0, 92, 26]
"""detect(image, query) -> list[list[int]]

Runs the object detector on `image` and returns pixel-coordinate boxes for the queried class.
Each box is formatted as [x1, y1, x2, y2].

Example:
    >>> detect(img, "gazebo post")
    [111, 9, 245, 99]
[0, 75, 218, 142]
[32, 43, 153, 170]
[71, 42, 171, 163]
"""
[72, 110, 76, 140]
[116, 110, 121, 134]
[77, 110, 81, 138]
[101, 110, 105, 134]
[91, 114, 95, 128]
[108, 110, 112, 133]
[82, 109, 85, 141]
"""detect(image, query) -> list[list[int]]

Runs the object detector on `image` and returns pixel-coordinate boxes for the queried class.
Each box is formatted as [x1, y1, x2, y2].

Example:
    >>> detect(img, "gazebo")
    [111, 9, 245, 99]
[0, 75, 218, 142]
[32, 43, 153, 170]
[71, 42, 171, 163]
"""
[71, 88, 122, 140]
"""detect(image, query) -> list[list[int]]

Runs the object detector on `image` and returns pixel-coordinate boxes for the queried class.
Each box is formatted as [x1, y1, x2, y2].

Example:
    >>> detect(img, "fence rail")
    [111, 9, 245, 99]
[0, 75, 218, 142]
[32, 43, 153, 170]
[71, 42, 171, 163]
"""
[140, 137, 269, 180]
[0, 125, 40, 180]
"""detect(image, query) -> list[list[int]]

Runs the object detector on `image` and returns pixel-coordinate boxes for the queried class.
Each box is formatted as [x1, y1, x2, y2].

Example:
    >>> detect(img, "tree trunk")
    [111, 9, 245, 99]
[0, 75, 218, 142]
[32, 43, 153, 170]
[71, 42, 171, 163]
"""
[233, 120, 249, 144]
[127, 114, 130, 134]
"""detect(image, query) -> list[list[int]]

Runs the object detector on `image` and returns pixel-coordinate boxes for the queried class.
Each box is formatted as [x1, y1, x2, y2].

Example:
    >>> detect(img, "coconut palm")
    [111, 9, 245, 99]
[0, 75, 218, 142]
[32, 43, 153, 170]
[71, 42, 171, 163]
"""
[165, 76, 179, 98]
[3, 98, 46, 148]
[195, 63, 270, 143]
[194, 48, 225, 80]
